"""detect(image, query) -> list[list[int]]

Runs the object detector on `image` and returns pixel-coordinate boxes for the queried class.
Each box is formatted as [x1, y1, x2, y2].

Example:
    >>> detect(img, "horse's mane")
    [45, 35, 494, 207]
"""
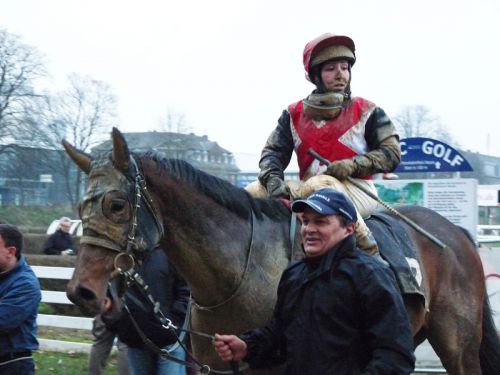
[140, 152, 290, 221]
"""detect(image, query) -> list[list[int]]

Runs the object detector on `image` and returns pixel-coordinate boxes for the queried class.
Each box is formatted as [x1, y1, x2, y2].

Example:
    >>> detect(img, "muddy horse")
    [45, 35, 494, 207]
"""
[65, 128, 500, 374]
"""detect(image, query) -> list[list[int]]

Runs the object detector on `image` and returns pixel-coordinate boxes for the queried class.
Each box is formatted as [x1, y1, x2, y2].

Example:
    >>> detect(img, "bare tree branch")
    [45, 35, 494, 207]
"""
[0, 28, 46, 144]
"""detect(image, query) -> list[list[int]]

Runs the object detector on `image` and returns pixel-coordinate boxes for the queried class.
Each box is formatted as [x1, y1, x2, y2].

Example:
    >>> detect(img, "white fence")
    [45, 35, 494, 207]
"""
[478, 224, 500, 243]
[33, 265, 94, 353]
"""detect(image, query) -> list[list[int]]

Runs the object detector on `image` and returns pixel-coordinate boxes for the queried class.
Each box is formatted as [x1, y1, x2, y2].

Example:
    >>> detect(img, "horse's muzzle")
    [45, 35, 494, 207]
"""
[66, 282, 101, 316]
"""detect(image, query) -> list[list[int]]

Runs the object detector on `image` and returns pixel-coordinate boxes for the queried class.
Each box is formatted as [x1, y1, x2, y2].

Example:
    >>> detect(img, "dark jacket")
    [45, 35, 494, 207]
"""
[0, 256, 41, 354]
[42, 229, 74, 255]
[109, 247, 190, 348]
[240, 235, 415, 375]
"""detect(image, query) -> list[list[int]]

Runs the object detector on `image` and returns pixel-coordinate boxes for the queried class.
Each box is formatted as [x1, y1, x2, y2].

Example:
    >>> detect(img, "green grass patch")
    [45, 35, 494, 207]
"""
[0, 205, 73, 227]
[38, 327, 93, 344]
[34, 351, 119, 375]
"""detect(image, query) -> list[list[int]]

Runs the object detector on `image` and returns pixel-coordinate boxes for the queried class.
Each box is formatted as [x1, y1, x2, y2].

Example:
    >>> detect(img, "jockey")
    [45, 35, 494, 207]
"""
[247, 33, 401, 255]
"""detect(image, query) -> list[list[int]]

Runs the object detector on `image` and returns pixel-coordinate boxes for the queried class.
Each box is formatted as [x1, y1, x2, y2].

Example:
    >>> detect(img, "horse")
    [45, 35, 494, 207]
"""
[64, 128, 500, 375]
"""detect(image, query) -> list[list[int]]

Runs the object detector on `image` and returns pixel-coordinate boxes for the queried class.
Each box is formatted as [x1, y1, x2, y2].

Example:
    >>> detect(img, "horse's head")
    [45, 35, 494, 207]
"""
[64, 128, 163, 316]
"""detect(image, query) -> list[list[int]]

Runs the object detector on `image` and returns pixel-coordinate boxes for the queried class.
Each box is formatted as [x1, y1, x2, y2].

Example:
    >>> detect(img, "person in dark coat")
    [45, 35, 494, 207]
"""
[214, 189, 415, 375]
[42, 217, 75, 255]
[106, 246, 190, 375]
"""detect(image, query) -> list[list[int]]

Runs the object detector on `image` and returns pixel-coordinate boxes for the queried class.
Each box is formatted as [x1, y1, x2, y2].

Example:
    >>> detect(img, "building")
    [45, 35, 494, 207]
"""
[93, 131, 240, 183]
[0, 132, 239, 206]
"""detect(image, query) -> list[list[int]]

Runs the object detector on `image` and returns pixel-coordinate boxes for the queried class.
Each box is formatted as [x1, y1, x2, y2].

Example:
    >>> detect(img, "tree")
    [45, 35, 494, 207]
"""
[25, 74, 118, 210]
[157, 108, 192, 133]
[0, 28, 45, 151]
[393, 105, 455, 144]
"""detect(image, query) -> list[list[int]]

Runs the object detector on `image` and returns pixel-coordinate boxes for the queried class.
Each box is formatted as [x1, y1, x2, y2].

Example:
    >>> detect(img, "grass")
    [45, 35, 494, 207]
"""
[34, 351, 119, 375]
[38, 327, 93, 344]
[0, 205, 73, 227]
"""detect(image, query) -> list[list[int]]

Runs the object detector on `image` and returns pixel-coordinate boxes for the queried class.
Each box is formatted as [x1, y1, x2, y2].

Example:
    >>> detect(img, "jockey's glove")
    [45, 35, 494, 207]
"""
[266, 176, 290, 198]
[325, 159, 357, 180]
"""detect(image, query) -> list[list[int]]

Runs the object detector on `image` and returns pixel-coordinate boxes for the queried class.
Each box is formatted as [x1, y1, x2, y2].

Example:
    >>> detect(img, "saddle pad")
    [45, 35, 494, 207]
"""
[366, 212, 425, 300]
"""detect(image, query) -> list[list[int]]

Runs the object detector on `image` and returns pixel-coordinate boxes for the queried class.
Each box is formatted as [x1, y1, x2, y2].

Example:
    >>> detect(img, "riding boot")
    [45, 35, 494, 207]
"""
[355, 219, 390, 266]
[355, 218, 379, 256]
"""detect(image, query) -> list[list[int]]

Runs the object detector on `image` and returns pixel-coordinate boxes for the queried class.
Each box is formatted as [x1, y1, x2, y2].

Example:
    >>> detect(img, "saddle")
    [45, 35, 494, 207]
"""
[366, 211, 426, 303]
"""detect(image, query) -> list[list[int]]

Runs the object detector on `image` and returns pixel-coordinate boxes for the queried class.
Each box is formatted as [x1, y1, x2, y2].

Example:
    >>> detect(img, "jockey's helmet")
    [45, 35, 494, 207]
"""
[303, 33, 356, 82]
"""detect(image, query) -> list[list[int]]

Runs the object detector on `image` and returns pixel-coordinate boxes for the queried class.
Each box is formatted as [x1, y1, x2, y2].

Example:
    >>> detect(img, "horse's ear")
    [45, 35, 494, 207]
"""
[111, 127, 130, 172]
[62, 140, 91, 174]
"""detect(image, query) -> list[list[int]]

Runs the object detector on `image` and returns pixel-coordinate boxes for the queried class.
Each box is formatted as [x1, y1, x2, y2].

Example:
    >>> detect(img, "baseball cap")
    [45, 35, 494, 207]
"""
[291, 188, 357, 222]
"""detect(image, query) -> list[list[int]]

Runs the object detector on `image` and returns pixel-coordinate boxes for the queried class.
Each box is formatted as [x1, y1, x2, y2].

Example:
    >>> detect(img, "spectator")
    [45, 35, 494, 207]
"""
[0, 224, 41, 375]
[106, 246, 190, 375]
[87, 314, 129, 375]
[42, 217, 75, 256]
[214, 189, 415, 375]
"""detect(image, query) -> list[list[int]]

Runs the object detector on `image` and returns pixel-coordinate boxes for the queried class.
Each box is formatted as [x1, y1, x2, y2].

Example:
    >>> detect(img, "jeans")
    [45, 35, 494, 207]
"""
[0, 357, 35, 375]
[128, 342, 186, 375]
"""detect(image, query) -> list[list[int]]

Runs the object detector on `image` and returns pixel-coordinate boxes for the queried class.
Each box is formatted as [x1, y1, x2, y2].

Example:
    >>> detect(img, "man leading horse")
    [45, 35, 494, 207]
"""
[214, 189, 415, 374]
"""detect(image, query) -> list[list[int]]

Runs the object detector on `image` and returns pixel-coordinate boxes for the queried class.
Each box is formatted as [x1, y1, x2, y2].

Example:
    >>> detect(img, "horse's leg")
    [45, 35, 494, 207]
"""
[407, 236, 483, 374]
[427, 305, 481, 375]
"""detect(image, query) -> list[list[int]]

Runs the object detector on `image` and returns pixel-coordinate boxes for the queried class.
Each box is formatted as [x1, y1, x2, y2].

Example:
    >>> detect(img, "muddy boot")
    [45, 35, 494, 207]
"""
[355, 219, 389, 266]
[355, 218, 378, 256]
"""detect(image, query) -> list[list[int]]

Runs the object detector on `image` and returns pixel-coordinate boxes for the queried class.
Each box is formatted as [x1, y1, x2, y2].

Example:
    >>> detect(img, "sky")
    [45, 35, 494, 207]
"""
[1, 0, 499, 170]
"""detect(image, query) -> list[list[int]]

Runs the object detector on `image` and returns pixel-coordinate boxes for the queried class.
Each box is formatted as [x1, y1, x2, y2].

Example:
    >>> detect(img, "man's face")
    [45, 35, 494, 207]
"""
[300, 208, 355, 258]
[0, 235, 16, 272]
[320, 60, 350, 93]
[60, 223, 71, 233]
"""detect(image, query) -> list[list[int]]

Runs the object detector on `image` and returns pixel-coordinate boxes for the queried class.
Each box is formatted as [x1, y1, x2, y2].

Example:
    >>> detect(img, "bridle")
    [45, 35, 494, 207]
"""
[85, 155, 248, 374]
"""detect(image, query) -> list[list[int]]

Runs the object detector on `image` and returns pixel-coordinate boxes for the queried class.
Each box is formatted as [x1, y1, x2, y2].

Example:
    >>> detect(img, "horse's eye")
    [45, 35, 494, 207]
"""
[110, 199, 126, 212]
[102, 191, 131, 223]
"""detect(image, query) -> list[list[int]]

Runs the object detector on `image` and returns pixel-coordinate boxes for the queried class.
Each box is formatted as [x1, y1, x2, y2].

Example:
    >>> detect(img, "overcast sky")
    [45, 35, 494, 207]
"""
[2, 0, 499, 164]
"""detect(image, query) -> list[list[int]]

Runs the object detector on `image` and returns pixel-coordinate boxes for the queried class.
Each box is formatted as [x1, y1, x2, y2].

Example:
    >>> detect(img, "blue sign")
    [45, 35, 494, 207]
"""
[395, 137, 473, 173]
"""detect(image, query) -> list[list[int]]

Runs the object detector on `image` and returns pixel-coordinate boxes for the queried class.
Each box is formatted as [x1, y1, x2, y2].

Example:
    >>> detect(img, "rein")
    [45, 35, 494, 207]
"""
[192, 212, 256, 312]
[109, 268, 249, 374]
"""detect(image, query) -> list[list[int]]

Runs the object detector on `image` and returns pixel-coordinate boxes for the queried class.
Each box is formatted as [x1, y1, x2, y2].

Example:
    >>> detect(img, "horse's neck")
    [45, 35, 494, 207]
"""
[146, 172, 251, 303]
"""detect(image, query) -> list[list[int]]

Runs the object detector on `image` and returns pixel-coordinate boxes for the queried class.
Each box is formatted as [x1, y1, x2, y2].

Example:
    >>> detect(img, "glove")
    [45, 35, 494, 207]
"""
[325, 159, 356, 180]
[265, 176, 289, 198]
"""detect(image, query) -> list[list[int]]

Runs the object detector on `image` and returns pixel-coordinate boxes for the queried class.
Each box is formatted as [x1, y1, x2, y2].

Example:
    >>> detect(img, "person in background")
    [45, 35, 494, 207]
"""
[87, 314, 129, 375]
[42, 217, 75, 255]
[106, 246, 190, 375]
[0, 224, 41, 375]
[214, 189, 414, 375]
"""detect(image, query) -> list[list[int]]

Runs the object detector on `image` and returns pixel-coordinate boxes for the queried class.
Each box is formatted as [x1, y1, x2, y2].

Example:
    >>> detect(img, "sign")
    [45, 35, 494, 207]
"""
[375, 178, 478, 239]
[478, 185, 500, 207]
[396, 137, 473, 173]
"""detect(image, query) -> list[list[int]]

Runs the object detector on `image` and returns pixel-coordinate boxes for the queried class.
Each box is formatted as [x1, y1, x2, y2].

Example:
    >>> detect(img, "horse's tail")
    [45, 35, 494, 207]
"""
[479, 291, 500, 375]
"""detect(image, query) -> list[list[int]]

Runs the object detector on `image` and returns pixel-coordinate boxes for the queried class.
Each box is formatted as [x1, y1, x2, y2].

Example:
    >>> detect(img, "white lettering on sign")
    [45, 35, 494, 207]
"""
[400, 141, 407, 156]
[421, 140, 464, 167]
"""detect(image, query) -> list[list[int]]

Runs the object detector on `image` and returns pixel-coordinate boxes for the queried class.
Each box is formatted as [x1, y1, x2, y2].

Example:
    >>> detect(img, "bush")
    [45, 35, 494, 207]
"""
[38, 302, 55, 315]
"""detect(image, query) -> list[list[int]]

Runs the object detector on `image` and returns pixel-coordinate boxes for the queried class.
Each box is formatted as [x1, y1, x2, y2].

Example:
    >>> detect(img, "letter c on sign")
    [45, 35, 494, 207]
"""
[400, 141, 407, 156]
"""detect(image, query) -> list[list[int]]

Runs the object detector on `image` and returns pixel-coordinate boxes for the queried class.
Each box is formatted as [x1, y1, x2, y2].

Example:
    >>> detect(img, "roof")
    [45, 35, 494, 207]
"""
[92, 131, 230, 154]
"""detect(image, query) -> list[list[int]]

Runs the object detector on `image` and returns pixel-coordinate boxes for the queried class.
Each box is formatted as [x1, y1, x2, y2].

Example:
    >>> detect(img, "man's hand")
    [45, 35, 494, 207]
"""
[325, 159, 356, 180]
[266, 176, 289, 198]
[214, 334, 248, 362]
